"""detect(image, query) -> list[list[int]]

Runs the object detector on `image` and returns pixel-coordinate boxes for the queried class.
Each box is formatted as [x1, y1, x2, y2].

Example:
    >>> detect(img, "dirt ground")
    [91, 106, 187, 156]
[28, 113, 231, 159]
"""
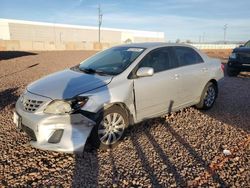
[0, 50, 249, 187]
[202, 49, 232, 60]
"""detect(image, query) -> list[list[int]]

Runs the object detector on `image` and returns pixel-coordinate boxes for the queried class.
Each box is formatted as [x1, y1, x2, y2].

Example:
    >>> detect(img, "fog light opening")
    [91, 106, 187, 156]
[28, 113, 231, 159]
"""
[48, 129, 64, 144]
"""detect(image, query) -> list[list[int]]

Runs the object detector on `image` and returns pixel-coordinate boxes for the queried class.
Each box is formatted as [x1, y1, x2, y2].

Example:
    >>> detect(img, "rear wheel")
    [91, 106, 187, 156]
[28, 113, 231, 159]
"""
[196, 82, 217, 110]
[88, 105, 128, 150]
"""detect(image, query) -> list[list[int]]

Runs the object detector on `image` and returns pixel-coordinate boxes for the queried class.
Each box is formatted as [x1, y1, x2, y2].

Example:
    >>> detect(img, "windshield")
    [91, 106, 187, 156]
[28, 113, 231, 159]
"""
[244, 41, 250, 47]
[79, 47, 145, 75]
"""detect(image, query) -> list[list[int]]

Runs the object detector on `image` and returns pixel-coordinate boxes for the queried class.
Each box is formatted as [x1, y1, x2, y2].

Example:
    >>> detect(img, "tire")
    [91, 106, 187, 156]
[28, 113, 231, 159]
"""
[227, 65, 240, 77]
[196, 82, 217, 110]
[88, 105, 129, 150]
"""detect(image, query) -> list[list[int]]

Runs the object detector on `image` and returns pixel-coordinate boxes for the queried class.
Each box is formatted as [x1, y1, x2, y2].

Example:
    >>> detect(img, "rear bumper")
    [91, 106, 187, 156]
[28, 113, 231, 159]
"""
[15, 98, 95, 153]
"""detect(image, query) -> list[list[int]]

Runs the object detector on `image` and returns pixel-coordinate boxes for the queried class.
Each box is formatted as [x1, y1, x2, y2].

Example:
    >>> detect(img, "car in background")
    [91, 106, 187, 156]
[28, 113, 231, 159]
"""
[13, 43, 224, 153]
[227, 40, 250, 76]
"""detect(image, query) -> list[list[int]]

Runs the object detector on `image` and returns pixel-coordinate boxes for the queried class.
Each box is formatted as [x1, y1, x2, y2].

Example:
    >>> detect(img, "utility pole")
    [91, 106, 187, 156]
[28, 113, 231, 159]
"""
[223, 24, 228, 44]
[202, 32, 205, 43]
[98, 4, 103, 43]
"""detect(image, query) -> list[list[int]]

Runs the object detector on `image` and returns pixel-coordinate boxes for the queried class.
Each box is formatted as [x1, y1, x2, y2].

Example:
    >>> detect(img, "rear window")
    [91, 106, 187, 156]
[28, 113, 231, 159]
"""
[174, 47, 204, 67]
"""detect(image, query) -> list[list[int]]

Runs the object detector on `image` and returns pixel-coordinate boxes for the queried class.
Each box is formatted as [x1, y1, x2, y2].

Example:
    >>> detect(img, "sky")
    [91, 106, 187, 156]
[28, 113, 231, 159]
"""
[1, 0, 250, 42]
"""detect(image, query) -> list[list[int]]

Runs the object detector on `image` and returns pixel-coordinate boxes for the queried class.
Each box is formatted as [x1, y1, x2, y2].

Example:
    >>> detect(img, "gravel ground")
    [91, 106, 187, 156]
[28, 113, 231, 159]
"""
[0, 50, 249, 187]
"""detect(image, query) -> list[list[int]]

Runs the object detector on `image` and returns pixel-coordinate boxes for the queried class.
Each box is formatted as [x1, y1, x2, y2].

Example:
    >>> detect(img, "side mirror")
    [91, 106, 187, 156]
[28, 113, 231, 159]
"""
[239, 45, 244, 48]
[136, 67, 154, 77]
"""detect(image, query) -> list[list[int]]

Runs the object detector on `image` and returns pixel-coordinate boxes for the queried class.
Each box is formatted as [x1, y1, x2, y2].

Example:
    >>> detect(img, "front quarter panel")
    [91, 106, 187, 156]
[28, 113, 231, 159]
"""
[80, 78, 135, 117]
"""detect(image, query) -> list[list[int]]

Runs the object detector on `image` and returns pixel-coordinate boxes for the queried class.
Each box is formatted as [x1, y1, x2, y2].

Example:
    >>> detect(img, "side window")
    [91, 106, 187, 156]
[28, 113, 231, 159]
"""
[174, 47, 204, 67]
[138, 47, 178, 73]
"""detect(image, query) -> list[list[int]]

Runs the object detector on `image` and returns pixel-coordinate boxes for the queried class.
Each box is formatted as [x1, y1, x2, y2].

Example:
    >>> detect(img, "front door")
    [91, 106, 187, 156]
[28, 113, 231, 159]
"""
[133, 47, 182, 120]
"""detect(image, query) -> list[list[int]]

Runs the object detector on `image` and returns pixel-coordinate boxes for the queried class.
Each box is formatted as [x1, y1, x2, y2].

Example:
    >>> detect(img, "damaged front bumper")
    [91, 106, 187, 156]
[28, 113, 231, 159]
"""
[14, 97, 95, 153]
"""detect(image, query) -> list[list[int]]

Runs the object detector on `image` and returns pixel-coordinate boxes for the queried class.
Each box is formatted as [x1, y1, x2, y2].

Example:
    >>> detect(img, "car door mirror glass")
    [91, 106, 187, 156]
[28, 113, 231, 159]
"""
[136, 67, 154, 77]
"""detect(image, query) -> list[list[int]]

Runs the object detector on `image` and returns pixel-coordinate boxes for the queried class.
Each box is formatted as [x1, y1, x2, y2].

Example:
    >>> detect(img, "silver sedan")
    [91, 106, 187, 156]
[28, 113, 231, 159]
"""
[14, 43, 224, 152]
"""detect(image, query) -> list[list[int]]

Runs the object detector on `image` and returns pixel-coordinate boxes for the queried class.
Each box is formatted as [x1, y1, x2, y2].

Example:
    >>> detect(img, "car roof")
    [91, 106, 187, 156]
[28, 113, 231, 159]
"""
[116, 42, 194, 50]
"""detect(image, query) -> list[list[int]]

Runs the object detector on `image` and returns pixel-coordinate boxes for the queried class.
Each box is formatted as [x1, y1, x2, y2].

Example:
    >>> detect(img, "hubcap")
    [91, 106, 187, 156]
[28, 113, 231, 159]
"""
[98, 113, 125, 145]
[204, 86, 216, 107]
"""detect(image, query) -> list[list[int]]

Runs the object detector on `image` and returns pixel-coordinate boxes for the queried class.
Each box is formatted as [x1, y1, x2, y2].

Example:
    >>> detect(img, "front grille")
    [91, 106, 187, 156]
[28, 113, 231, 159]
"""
[22, 98, 44, 112]
[239, 53, 250, 63]
[22, 125, 37, 141]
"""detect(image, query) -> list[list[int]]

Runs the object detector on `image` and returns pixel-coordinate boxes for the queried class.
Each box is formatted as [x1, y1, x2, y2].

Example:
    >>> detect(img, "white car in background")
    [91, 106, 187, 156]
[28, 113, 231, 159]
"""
[14, 43, 224, 152]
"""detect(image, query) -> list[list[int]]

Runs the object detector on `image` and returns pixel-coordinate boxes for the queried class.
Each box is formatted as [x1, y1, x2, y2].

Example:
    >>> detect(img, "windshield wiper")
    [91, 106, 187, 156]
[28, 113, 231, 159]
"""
[80, 68, 95, 73]
[80, 68, 110, 75]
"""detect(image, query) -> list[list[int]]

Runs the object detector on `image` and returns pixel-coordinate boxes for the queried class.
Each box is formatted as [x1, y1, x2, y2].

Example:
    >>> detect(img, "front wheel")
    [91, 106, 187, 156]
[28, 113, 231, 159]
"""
[196, 82, 217, 110]
[88, 105, 128, 150]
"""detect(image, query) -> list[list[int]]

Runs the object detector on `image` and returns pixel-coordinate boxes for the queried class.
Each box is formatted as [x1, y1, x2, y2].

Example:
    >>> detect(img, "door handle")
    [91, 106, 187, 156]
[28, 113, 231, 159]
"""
[175, 74, 180, 79]
[202, 68, 208, 72]
[171, 74, 180, 79]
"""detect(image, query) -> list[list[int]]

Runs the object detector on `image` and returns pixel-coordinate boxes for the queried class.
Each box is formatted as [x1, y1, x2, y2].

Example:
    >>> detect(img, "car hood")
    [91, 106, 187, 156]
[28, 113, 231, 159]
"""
[27, 69, 113, 99]
[233, 47, 250, 53]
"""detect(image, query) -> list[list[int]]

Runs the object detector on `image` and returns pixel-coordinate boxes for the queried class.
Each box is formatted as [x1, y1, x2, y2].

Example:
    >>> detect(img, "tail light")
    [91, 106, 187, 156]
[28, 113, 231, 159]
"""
[221, 63, 225, 72]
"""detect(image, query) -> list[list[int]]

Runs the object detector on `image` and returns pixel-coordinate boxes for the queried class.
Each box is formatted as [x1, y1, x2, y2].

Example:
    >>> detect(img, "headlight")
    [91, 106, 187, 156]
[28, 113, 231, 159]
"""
[44, 97, 88, 115]
[229, 53, 237, 59]
[71, 96, 88, 110]
[44, 100, 72, 115]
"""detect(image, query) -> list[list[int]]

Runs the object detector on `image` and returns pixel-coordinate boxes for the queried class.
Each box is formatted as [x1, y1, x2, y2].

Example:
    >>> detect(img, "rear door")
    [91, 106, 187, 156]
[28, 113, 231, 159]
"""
[133, 47, 182, 120]
[173, 46, 209, 105]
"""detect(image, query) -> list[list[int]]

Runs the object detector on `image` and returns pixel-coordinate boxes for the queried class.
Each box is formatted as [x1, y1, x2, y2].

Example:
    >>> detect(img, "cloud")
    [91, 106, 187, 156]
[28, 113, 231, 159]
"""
[49, 6, 250, 42]
[4, 0, 249, 42]
[102, 12, 250, 41]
